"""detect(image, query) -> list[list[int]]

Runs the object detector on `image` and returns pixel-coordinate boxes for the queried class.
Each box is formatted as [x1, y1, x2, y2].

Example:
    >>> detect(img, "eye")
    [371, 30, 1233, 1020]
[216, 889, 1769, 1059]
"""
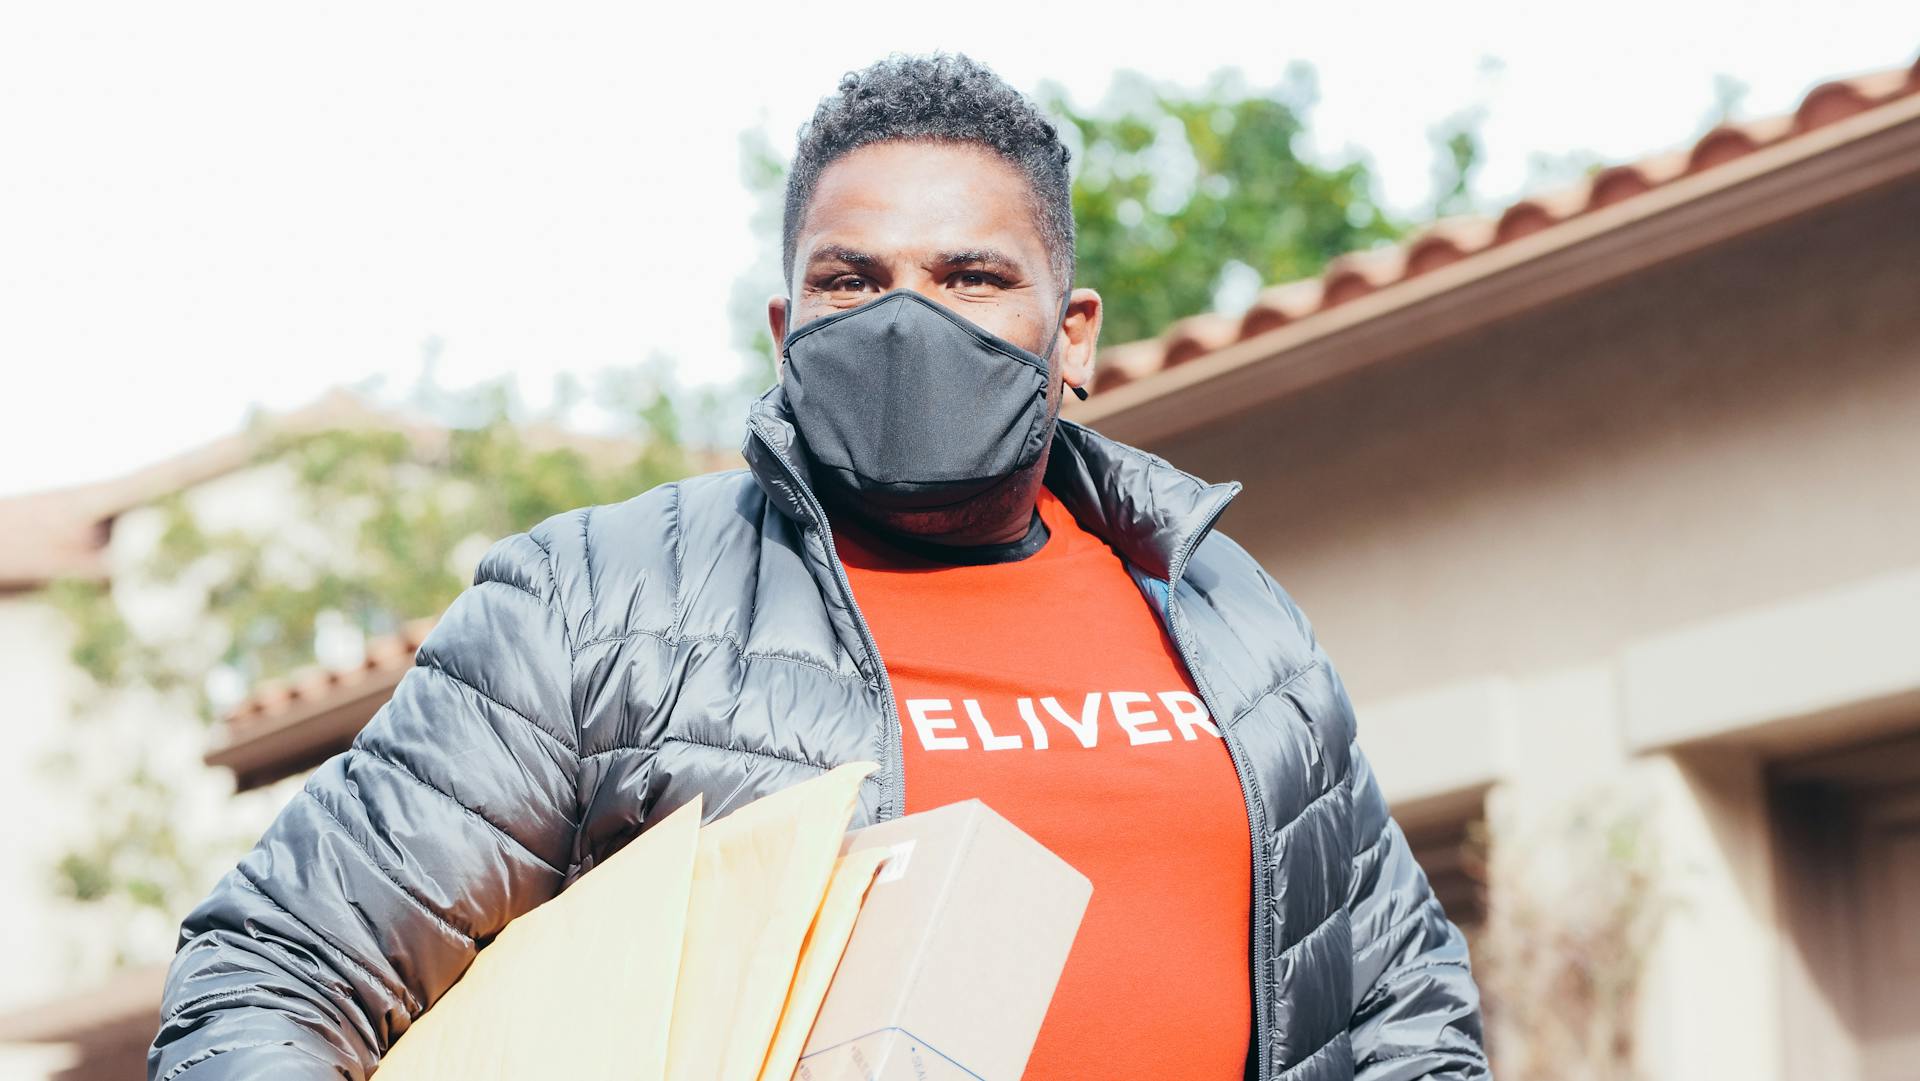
[949, 270, 1004, 295]
[826, 275, 876, 294]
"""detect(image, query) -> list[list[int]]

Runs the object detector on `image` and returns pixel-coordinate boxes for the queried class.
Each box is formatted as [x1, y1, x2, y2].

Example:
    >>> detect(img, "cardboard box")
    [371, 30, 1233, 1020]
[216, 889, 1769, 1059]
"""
[795, 800, 1092, 1081]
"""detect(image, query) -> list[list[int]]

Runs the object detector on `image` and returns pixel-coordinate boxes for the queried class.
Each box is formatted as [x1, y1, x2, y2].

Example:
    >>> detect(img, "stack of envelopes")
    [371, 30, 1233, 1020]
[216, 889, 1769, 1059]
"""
[374, 761, 886, 1081]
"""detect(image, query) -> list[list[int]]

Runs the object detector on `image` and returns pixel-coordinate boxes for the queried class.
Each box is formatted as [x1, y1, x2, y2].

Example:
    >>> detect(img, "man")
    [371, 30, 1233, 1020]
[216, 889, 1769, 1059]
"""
[151, 54, 1487, 1081]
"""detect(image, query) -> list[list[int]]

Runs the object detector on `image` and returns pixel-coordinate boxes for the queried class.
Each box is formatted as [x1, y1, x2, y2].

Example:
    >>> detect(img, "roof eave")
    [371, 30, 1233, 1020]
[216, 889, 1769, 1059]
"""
[1067, 89, 1920, 448]
[206, 671, 408, 790]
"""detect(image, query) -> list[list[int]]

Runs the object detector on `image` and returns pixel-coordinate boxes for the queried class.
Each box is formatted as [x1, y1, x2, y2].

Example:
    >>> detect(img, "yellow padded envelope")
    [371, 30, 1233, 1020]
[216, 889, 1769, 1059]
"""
[374, 795, 704, 1081]
[757, 845, 889, 1081]
[665, 761, 876, 1081]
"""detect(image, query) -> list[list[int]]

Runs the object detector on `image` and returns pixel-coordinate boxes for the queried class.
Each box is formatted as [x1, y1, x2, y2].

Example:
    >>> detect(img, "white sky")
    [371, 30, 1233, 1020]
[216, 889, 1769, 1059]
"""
[3, 2, 1915, 498]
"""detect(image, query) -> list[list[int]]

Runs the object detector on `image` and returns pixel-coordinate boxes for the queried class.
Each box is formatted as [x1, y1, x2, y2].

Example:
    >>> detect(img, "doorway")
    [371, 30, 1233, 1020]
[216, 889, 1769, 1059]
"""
[1772, 729, 1920, 1081]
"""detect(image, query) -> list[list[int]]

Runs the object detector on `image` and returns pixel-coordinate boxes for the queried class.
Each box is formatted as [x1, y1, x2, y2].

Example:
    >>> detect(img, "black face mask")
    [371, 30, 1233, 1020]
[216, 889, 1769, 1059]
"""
[780, 288, 1076, 512]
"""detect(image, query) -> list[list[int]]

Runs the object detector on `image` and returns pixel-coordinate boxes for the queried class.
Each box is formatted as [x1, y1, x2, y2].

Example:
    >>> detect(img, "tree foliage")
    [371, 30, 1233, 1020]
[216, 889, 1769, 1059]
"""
[1047, 66, 1406, 344]
[738, 65, 1432, 348]
[44, 374, 697, 938]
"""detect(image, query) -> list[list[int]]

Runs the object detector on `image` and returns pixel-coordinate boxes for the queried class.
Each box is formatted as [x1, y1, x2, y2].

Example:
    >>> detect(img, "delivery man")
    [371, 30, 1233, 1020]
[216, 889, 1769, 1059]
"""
[151, 53, 1488, 1081]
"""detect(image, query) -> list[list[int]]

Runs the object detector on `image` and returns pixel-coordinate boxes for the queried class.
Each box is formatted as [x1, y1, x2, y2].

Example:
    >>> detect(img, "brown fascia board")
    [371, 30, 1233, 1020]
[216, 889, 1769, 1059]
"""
[1069, 90, 1920, 448]
[206, 670, 408, 790]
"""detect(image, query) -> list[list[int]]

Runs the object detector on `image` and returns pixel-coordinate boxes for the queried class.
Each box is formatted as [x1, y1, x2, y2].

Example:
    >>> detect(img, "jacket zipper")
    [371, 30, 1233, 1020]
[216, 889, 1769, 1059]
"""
[746, 420, 906, 821]
[1162, 482, 1272, 1081]
[753, 419, 1268, 1076]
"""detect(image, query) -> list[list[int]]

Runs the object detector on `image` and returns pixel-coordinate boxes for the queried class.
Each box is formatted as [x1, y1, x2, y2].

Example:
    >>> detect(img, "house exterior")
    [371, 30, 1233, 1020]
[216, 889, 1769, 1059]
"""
[1071, 57, 1920, 1081]
[4, 54, 1917, 1081]
[0, 391, 398, 1080]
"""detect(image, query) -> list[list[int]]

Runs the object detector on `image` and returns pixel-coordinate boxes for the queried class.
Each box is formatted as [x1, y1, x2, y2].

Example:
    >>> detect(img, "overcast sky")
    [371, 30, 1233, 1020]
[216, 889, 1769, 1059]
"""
[3, 2, 1915, 498]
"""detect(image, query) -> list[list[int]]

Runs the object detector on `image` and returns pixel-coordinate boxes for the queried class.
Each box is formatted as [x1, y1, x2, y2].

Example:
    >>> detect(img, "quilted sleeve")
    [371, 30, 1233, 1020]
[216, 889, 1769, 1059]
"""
[1247, 545, 1489, 1079]
[1343, 660, 1491, 1079]
[148, 528, 584, 1081]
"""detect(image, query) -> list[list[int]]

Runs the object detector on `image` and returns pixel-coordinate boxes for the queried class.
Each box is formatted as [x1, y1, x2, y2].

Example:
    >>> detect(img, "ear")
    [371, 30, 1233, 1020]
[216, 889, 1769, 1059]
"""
[767, 295, 789, 380]
[1058, 287, 1102, 396]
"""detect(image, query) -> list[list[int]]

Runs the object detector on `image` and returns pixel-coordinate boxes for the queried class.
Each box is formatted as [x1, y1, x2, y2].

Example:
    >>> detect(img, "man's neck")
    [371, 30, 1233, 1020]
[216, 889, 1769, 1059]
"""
[868, 507, 1051, 566]
[822, 451, 1052, 549]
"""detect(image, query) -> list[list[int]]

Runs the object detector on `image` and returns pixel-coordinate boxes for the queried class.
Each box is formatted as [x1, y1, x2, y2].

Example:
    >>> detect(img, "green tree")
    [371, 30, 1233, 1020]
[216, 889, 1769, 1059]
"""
[1046, 65, 1406, 344]
[732, 126, 787, 390]
[1429, 106, 1487, 219]
[1704, 73, 1750, 130]
[736, 66, 1412, 349]
[47, 371, 696, 946]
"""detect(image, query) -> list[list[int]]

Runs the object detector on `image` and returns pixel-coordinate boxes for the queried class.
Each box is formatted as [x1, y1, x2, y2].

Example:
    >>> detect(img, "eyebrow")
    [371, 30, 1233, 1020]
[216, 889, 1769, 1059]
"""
[803, 245, 1032, 279]
[934, 248, 1026, 274]
[806, 245, 877, 269]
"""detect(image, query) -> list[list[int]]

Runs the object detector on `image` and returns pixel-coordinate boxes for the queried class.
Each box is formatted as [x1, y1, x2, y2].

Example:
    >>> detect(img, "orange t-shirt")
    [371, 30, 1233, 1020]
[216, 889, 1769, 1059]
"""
[832, 483, 1253, 1080]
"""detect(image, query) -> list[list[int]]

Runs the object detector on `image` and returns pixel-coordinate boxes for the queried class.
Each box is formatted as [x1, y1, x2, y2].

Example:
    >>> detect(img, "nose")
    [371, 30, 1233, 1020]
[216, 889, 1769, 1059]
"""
[884, 284, 944, 306]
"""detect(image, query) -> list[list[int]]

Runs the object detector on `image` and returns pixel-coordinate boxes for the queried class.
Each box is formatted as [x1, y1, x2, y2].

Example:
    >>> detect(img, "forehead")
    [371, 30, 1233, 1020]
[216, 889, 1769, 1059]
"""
[798, 141, 1049, 268]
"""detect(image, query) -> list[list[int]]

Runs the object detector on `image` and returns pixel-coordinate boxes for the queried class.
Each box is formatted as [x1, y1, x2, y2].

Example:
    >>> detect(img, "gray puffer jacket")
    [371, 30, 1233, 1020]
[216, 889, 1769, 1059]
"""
[151, 386, 1488, 1081]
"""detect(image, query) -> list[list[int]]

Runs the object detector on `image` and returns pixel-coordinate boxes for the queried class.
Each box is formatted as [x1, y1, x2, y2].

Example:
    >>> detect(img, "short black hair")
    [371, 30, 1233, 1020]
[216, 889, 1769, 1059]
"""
[783, 53, 1075, 296]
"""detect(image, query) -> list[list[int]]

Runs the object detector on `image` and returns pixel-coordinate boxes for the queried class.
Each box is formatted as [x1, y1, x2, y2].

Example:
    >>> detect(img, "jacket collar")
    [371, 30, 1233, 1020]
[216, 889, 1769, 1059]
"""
[742, 383, 1240, 584]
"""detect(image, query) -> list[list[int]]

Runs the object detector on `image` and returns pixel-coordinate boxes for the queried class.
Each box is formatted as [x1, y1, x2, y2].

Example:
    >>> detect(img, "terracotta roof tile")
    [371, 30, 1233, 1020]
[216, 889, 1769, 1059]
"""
[1401, 218, 1486, 277]
[1086, 55, 1920, 392]
[0, 390, 402, 591]
[0, 389, 738, 592]
[1237, 278, 1326, 335]
[220, 616, 438, 744]
[1161, 312, 1245, 368]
